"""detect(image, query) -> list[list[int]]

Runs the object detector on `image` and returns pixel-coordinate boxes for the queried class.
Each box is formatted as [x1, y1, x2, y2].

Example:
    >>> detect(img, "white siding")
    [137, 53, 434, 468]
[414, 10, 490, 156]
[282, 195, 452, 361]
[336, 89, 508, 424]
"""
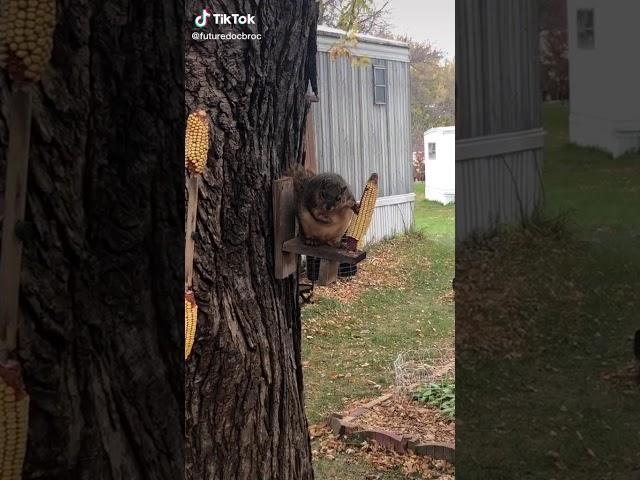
[364, 197, 415, 245]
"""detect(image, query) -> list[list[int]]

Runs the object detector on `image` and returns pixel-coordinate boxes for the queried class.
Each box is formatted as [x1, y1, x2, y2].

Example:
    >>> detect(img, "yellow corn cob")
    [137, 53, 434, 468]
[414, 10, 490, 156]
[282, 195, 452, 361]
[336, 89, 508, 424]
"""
[184, 290, 197, 359]
[0, 0, 56, 82]
[345, 173, 378, 250]
[185, 110, 209, 175]
[0, 362, 29, 480]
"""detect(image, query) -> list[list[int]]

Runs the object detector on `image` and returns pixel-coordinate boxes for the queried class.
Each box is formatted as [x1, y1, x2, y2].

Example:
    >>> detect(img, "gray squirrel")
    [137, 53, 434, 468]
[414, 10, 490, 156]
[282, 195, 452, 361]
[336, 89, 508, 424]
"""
[286, 165, 359, 247]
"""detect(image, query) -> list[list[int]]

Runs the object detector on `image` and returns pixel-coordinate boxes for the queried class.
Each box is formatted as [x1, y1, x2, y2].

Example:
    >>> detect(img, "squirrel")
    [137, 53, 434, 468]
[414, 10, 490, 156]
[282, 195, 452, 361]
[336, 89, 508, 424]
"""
[286, 165, 359, 247]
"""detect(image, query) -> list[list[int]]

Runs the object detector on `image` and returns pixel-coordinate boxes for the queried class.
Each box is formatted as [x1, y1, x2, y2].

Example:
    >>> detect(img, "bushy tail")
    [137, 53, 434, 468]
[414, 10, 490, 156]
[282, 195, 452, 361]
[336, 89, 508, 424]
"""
[285, 164, 314, 201]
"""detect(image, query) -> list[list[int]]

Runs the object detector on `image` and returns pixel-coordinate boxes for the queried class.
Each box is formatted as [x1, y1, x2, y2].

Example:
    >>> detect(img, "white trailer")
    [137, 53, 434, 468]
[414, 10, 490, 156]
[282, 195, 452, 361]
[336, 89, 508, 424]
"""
[423, 126, 455, 204]
[567, 0, 640, 156]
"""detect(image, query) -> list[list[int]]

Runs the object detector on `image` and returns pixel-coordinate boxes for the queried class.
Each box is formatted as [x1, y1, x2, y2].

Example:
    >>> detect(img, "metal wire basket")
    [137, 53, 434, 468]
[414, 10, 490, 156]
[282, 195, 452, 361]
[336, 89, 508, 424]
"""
[393, 346, 455, 393]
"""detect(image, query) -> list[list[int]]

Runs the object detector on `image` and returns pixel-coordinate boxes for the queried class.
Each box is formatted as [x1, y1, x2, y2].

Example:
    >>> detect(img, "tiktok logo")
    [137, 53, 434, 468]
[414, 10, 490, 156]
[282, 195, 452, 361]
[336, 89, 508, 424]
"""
[194, 8, 211, 28]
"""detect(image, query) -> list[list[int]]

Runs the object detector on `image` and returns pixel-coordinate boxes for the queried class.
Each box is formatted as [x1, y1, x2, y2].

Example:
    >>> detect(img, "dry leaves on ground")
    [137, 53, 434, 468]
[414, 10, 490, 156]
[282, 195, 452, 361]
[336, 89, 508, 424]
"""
[437, 291, 454, 304]
[341, 393, 455, 445]
[303, 312, 355, 336]
[306, 239, 415, 304]
[455, 228, 586, 359]
[600, 363, 639, 386]
[311, 424, 454, 479]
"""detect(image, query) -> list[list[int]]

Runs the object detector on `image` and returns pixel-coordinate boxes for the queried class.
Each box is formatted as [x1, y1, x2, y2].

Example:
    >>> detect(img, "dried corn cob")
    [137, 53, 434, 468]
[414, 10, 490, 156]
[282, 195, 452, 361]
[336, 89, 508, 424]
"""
[185, 290, 197, 359]
[185, 110, 209, 175]
[0, 362, 29, 480]
[0, 0, 56, 82]
[345, 173, 378, 250]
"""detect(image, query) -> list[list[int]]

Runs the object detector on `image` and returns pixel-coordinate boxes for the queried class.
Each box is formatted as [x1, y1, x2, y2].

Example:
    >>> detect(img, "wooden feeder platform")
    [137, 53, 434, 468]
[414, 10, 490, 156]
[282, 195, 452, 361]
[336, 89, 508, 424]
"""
[282, 238, 365, 265]
[273, 177, 366, 286]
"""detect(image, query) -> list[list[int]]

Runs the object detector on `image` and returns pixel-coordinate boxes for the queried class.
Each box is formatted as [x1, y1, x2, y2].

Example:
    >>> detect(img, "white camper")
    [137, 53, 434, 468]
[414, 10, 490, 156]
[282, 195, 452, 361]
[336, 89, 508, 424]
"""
[423, 126, 455, 204]
[567, 0, 640, 156]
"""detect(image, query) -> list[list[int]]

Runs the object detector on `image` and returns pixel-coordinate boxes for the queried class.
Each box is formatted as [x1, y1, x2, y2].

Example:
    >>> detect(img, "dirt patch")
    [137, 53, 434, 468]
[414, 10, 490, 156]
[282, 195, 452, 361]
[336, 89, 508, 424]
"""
[600, 363, 639, 386]
[437, 290, 454, 304]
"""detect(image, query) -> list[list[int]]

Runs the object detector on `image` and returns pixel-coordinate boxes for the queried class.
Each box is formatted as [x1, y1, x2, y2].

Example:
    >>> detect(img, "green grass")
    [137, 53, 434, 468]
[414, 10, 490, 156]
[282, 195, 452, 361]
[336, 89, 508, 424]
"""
[457, 103, 640, 479]
[414, 181, 455, 240]
[543, 103, 640, 233]
[303, 230, 454, 423]
[304, 182, 455, 478]
[313, 451, 410, 480]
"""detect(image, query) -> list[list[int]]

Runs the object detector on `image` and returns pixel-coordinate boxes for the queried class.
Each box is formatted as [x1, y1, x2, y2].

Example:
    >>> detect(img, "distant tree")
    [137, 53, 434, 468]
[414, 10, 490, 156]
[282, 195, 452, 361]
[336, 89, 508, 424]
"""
[319, 0, 391, 36]
[403, 38, 455, 152]
[540, 0, 568, 101]
[413, 151, 425, 181]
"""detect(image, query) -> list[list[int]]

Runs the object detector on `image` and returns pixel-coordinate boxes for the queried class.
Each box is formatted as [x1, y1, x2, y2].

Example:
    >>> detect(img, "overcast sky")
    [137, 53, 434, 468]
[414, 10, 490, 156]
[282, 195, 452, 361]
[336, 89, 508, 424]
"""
[382, 0, 455, 59]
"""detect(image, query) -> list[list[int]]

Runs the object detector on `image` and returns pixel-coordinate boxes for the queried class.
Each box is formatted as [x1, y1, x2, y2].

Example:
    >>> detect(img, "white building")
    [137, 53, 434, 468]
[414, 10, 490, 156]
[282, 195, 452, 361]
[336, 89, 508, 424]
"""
[567, 0, 640, 157]
[423, 126, 455, 204]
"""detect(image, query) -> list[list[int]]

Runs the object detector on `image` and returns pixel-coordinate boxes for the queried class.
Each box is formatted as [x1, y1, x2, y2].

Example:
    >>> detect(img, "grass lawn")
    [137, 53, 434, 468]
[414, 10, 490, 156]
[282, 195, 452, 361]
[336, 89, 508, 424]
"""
[543, 103, 640, 233]
[306, 182, 455, 478]
[414, 181, 455, 241]
[457, 103, 640, 479]
[313, 454, 410, 480]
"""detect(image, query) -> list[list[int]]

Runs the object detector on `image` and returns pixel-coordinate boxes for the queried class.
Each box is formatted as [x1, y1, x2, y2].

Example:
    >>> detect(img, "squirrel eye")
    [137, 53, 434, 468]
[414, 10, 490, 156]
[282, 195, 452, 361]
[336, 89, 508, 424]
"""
[319, 191, 325, 199]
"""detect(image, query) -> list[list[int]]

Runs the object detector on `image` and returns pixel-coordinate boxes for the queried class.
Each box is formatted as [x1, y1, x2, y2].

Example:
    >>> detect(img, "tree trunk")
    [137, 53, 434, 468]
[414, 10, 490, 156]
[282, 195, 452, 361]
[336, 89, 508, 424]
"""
[0, 1, 184, 478]
[184, 1, 317, 479]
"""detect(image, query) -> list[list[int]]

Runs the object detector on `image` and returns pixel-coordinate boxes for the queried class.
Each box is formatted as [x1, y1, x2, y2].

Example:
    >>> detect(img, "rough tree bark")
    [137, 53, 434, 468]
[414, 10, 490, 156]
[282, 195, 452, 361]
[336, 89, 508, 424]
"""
[184, 1, 318, 479]
[0, 1, 184, 478]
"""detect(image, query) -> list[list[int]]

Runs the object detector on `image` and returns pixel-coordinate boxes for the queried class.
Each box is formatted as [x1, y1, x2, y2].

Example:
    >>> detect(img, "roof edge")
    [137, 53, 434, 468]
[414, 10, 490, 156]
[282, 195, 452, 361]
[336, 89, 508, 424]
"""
[424, 126, 456, 135]
[317, 25, 410, 49]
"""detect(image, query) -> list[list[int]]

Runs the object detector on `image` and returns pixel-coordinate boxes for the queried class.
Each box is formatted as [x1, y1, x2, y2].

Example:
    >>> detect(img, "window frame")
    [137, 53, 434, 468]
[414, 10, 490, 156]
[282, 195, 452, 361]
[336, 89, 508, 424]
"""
[373, 64, 387, 105]
[577, 8, 595, 50]
[428, 142, 437, 160]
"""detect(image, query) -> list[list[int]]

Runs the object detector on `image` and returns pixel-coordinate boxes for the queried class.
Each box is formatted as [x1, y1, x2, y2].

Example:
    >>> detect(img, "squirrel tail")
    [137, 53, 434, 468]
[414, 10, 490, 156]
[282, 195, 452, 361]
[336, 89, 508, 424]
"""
[285, 164, 313, 200]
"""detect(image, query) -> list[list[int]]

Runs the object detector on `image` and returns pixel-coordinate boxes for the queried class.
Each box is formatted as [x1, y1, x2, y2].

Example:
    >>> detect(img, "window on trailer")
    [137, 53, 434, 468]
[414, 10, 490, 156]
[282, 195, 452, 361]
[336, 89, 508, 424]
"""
[577, 8, 595, 49]
[428, 142, 436, 160]
[373, 64, 387, 104]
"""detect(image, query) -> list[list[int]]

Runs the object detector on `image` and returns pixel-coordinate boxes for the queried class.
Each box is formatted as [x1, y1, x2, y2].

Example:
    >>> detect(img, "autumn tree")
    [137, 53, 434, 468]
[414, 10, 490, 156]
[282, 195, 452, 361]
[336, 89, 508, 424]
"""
[540, 0, 568, 100]
[403, 38, 455, 151]
[184, 1, 318, 479]
[319, 0, 391, 36]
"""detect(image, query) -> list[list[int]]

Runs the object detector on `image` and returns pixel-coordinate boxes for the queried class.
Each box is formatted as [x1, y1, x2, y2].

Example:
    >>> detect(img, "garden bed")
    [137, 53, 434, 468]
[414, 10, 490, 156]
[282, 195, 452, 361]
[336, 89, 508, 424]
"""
[327, 391, 455, 463]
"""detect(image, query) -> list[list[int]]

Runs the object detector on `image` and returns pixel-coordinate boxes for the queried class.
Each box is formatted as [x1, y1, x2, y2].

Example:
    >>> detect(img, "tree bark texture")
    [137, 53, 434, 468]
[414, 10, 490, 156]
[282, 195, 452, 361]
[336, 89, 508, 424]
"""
[0, 1, 184, 478]
[184, 1, 318, 479]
